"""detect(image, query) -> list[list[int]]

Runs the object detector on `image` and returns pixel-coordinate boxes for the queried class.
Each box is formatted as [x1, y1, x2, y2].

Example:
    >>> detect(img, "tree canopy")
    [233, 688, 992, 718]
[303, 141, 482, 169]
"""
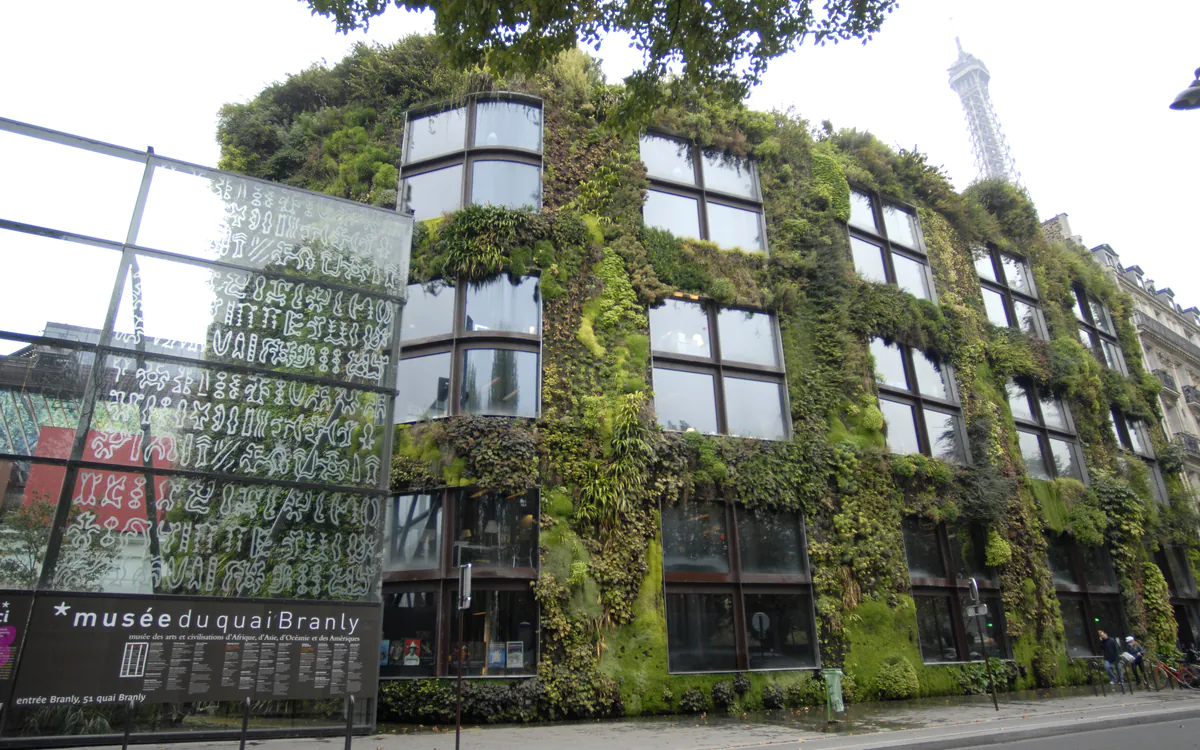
[303, 0, 897, 108]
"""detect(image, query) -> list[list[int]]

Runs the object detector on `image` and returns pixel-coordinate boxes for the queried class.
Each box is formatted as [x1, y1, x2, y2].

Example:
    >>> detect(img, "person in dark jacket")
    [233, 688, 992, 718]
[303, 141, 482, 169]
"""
[1100, 630, 1124, 685]
[1125, 636, 1147, 684]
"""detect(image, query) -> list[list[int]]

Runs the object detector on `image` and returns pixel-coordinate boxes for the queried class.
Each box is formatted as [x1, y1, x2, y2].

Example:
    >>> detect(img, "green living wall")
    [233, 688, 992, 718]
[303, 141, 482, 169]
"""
[217, 36, 1200, 720]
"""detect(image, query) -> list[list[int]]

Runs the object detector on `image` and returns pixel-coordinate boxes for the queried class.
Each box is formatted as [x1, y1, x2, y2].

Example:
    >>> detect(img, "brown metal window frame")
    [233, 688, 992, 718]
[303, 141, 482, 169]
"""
[399, 93, 544, 218]
[649, 294, 791, 440]
[871, 337, 970, 463]
[381, 486, 540, 679]
[1106, 408, 1169, 504]
[397, 276, 542, 421]
[975, 246, 1049, 339]
[846, 187, 937, 303]
[639, 131, 768, 254]
[1158, 545, 1200, 648]
[1009, 379, 1088, 484]
[1046, 533, 1124, 658]
[1072, 285, 1127, 375]
[903, 518, 1010, 663]
[662, 499, 819, 673]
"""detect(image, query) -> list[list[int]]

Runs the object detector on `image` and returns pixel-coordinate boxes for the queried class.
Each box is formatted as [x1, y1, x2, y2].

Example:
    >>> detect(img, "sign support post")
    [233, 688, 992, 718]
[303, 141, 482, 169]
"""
[968, 579, 999, 711]
[455, 563, 472, 750]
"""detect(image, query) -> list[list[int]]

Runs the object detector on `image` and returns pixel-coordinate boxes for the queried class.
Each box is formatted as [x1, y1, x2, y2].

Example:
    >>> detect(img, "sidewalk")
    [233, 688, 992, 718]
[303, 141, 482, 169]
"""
[83, 686, 1200, 750]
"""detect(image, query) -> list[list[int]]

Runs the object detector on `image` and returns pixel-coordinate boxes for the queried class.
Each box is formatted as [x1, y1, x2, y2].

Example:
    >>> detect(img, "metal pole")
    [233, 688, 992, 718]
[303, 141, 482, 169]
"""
[976, 615, 999, 711]
[344, 694, 355, 750]
[121, 699, 135, 750]
[455, 605, 465, 750]
[238, 697, 250, 750]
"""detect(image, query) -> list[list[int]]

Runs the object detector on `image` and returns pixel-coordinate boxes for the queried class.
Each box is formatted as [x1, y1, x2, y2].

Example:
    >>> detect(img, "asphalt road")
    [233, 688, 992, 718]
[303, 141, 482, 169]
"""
[991, 716, 1200, 749]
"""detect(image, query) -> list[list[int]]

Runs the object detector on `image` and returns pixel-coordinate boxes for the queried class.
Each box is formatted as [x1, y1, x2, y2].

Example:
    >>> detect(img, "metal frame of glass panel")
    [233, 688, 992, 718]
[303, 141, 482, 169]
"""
[974, 246, 1049, 339]
[1158, 545, 1200, 649]
[870, 337, 970, 462]
[1045, 533, 1124, 657]
[381, 487, 539, 679]
[1009, 380, 1088, 484]
[649, 295, 791, 440]
[1106, 408, 1169, 504]
[639, 131, 768, 254]
[846, 186, 937, 303]
[398, 93, 543, 218]
[396, 277, 541, 421]
[661, 499, 818, 673]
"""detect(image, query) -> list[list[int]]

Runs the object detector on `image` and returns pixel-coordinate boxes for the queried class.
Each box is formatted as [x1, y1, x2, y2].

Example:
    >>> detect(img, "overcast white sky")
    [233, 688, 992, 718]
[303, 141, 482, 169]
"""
[1, 0, 1198, 310]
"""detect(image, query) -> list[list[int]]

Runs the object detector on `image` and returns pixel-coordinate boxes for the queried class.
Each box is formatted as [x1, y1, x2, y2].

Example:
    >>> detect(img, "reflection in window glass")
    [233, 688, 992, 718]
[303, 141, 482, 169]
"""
[666, 593, 737, 672]
[1040, 394, 1070, 431]
[395, 353, 452, 422]
[1089, 297, 1113, 333]
[1048, 438, 1082, 481]
[701, 151, 758, 199]
[639, 135, 696, 184]
[650, 299, 711, 357]
[1126, 420, 1148, 455]
[883, 205, 918, 247]
[912, 351, 950, 400]
[880, 398, 920, 455]
[388, 494, 442, 571]
[1018, 430, 1050, 480]
[406, 107, 467, 162]
[950, 526, 993, 583]
[964, 595, 1007, 659]
[381, 591, 439, 676]
[981, 288, 1011, 327]
[903, 519, 946, 578]
[644, 190, 700, 239]
[1166, 548, 1198, 596]
[452, 589, 539, 676]
[915, 595, 958, 662]
[744, 594, 816, 669]
[1013, 300, 1041, 337]
[892, 253, 931, 300]
[1046, 538, 1077, 587]
[849, 191, 877, 232]
[1007, 383, 1036, 423]
[850, 238, 887, 283]
[662, 502, 729, 573]
[974, 252, 997, 281]
[924, 410, 963, 463]
[653, 368, 718, 434]
[1101, 341, 1125, 373]
[1000, 254, 1032, 295]
[1091, 598, 1124, 646]
[706, 202, 765, 252]
[471, 161, 540, 210]
[474, 101, 542, 151]
[1072, 293, 1088, 323]
[1081, 545, 1117, 590]
[456, 489, 539, 569]
[717, 309, 778, 366]
[724, 378, 787, 440]
[400, 165, 463, 221]
[460, 349, 538, 417]
[1060, 598, 1093, 657]
[738, 509, 805, 575]
[402, 282, 455, 341]
[465, 276, 540, 334]
[870, 338, 909, 390]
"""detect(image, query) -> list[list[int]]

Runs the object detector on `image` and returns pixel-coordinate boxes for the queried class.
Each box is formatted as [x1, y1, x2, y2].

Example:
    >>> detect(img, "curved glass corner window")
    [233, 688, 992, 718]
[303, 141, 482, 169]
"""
[644, 189, 701, 240]
[1018, 430, 1052, 480]
[850, 237, 887, 284]
[879, 398, 920, 455]
[738, 509, 805, 575]
[716, 308, 779, 367]
[405, 106, 467, 163]
[395, 352, 452, 422]
[744, 593, 817, 669]
[388, 494, 443, 571]
[882, 205, 918, 248]
[465, 275, 541, 335]
[402, 281, 456, 341]
[471, 160, 540, 211]
[640, 134, 696, 185]
[892, 253, 931, 300]
[912, 351, 950, 401]
[652, 367, 718, 434]
[662, 502, 729, 573]
[474, 101, 542, 151]
[701, 150, 758, 199]
[724, 377, 787, 440]
[650, 299, 711, 357]
[459, 349, 538, 417]
[401, 164, 463, 221]
[849, 191, 877, 232]
[923, 409, 963, 463]
[706, 201, 765, 252]
[981, 287, 1011, 327]
[666, 593, 737, 672]
[870, 337, 909, 390]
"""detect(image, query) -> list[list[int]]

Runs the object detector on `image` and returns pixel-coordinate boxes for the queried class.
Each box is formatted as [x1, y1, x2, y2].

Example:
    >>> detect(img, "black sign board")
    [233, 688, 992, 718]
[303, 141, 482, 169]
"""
[10, 593, 380, 708]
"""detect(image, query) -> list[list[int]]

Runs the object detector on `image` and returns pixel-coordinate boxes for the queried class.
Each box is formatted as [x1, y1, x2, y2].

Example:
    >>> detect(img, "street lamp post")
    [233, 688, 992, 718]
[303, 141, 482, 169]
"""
[1170, 67, 1200, 110]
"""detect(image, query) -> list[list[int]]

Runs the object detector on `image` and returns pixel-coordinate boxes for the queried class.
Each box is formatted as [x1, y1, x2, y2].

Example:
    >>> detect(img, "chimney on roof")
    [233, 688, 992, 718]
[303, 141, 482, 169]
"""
[1041, 213, 1083, 246]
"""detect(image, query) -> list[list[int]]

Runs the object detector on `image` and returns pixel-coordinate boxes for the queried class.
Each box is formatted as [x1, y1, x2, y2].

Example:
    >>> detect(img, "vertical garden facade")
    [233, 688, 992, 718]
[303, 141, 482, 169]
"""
[216, 37, 1200, 720]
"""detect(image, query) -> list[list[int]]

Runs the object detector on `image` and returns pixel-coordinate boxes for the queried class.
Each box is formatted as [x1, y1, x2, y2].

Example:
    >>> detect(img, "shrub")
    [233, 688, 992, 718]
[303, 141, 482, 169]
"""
[762, 683, 786, 709]
[733, 672, 751, 696]
[679, 688, 708, 713]
[711, 681, 736, 710]
[875, 657, 919, 700]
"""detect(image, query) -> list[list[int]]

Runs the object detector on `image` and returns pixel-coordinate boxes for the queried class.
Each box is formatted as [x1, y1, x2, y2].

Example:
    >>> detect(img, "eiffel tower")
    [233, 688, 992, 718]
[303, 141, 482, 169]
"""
[948, 38, 1021, 185]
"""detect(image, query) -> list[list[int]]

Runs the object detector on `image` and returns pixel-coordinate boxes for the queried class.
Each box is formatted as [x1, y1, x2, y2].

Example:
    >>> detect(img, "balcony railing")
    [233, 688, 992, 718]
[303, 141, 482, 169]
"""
[1181, 432, 1200, 458]
[1185, 385, 1200, 409]
[1135, 311, 1200, 362]
[1155, 369, 1180, 394]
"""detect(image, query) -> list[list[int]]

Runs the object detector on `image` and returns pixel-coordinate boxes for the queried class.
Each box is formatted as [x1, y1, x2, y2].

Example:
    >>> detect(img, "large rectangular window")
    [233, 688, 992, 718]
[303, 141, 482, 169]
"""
[1045, 534, 1124, 658]
[396, 276, 541, 422]
[663, 501, 817, 672]
[1159, 546, 1200, 649]
[640, 134, 766, 253]
[974, 247, 1048, 338]
[1073, 286, 1127, 375]
[650, 297, 789, 440]
[1008, 381, 1087, 483]
[871, 338, 968, 462]
[847, 188, 935, 301]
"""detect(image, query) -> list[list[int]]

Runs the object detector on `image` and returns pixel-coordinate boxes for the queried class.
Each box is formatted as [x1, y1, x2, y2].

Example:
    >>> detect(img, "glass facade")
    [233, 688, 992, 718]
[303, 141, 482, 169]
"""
[847, 189, 934, 301]
[872, 338, 966, 462]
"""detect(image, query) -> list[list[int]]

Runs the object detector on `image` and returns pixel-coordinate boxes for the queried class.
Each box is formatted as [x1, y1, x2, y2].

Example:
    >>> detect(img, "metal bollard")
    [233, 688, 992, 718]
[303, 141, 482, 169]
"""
[121, 699, 135, 750]
[344, 695, 355, 750]
[238, 697, 251, 750]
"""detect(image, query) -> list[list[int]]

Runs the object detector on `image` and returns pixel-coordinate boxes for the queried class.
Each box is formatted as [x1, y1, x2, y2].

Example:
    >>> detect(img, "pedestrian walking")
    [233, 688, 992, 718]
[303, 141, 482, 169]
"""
[1124, 635, 1147, 685]
[1100, 630, 1124, 685]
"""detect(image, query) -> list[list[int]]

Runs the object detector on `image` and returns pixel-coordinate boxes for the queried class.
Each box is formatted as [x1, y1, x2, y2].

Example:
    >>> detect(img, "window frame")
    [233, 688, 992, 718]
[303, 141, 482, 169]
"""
[870, 337, 970, 463]
[1160, 546, 1200, 649]
[640, 131, 768, 254]
[381, 487, 540, 679]
[397, 276, 542, 421]
[1072, 286, 1127, 375]
[399, 93, 544, 219]
[1108, 409, 1169, 505]
[650, 295, 791, 440]
[974, 246, 1049, 339]
[661, 499, 820, 673]
[1009, 380, 1088, 483]
[1045, 533, 1124, 658]
[846, 187, 937, 303]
